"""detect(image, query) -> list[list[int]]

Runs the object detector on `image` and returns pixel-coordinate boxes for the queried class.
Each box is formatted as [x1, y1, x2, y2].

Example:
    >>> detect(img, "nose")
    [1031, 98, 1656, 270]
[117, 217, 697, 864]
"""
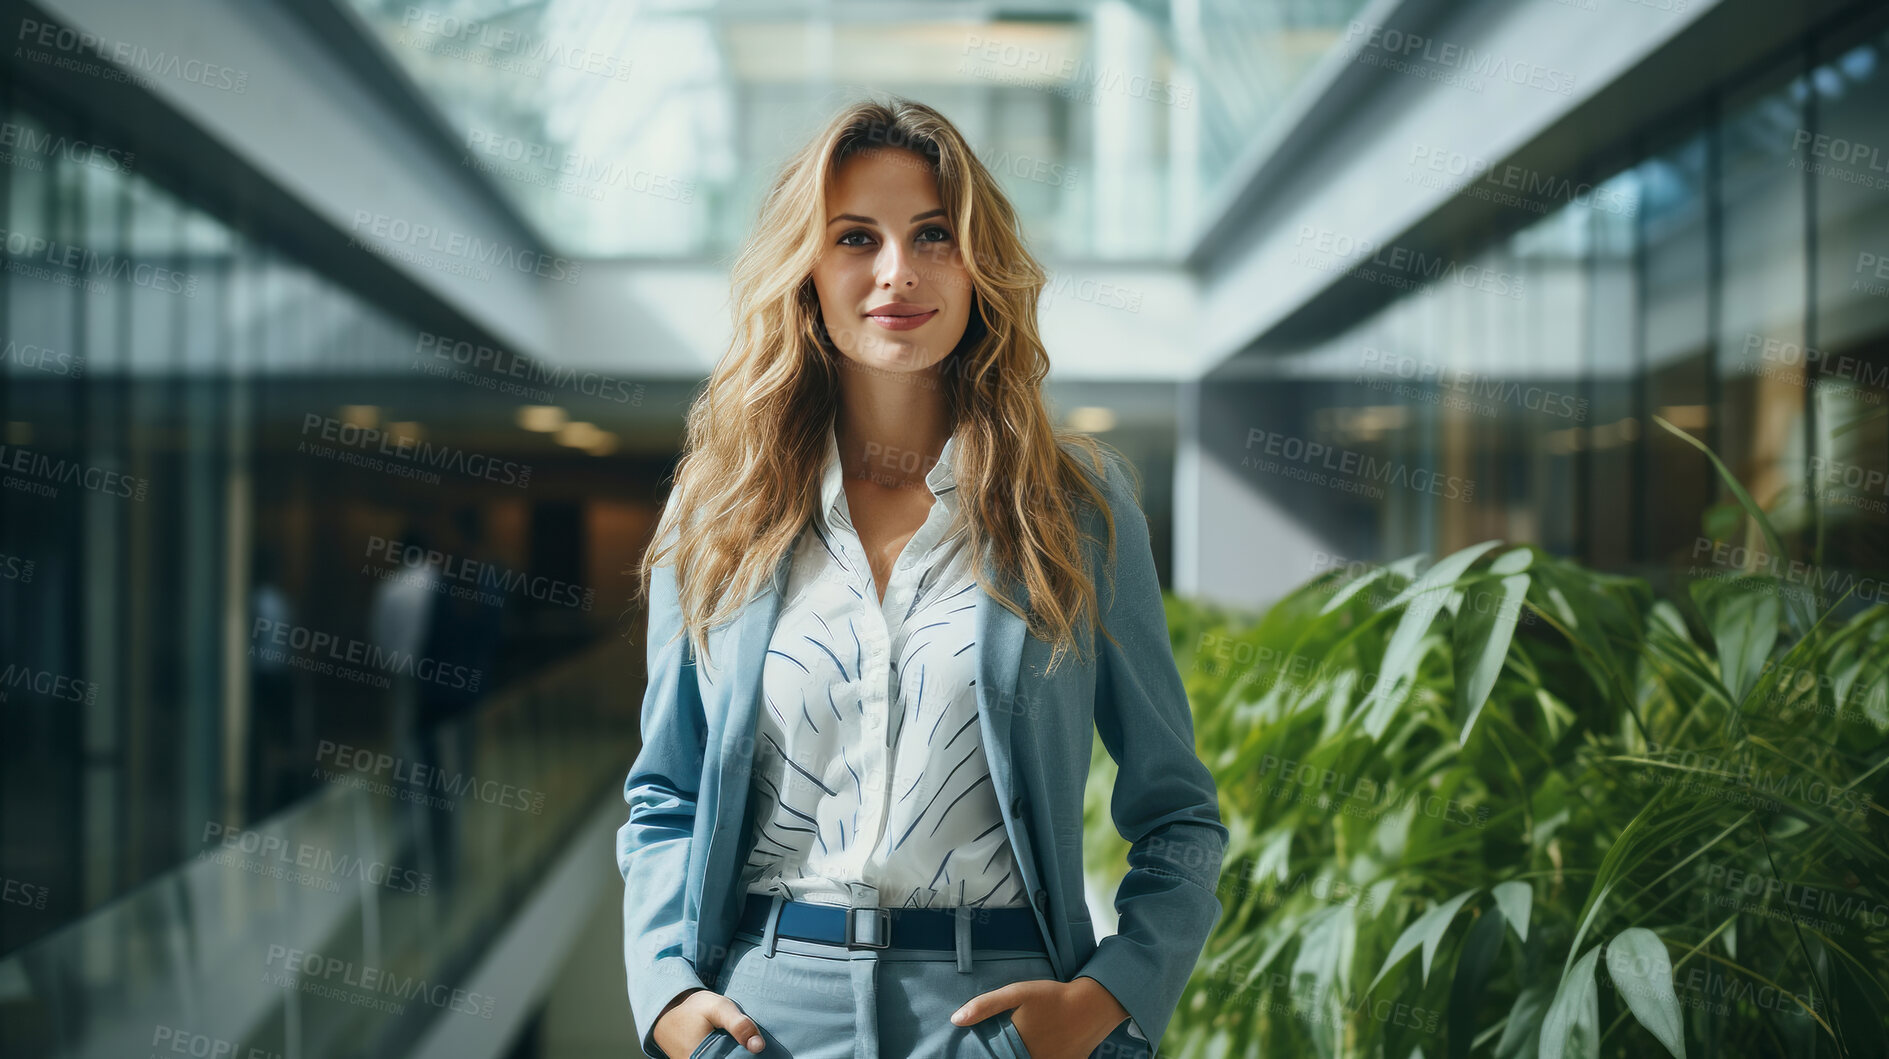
[875, 240, 919, 289]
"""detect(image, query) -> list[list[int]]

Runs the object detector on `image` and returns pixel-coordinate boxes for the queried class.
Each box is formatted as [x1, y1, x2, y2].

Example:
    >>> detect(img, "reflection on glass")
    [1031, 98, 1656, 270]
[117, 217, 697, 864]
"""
[1584, 168, 1641, 570]
[0, 82, 638, 1059]
[1204, 16, 1885, 604]
[1718, 63, 1809, 541]
[338, 0, 1371, 258]
[1809, 26, 1889, 597]
[1640, 132, 1713, 576]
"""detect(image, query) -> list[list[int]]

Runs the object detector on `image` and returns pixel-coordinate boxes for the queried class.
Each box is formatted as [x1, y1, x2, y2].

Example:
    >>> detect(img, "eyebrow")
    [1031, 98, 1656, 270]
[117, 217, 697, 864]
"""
[827, 209, 947, 227]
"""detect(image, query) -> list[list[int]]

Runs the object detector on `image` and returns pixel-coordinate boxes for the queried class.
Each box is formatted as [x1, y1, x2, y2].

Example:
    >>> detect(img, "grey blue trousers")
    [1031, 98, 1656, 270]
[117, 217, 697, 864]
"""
[684, 895, 1056, 1059]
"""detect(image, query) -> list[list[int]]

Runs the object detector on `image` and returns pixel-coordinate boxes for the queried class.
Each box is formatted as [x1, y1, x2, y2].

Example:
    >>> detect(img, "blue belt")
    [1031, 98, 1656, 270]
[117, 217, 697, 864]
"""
[738, 892, 1046, 954]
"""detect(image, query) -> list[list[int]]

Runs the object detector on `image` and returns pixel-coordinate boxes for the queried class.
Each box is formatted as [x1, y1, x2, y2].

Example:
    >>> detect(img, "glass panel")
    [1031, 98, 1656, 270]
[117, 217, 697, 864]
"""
[1640, 131, 1713, 580]
[1808, 26, 1889, 592]
[338, 0, 1372, 258]
[1, 96, 88, 959]
[1718, 62, 1810, 552]
[0, 71, 636, 1059]
[1510, 204, 1591, 558]
[1583, 168, 1641, 570]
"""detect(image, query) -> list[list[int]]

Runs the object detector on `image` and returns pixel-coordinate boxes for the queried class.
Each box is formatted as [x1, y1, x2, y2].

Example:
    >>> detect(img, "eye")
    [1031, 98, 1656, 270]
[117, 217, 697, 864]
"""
[918, 224, 953, 244]
[838, 229, 875, 248]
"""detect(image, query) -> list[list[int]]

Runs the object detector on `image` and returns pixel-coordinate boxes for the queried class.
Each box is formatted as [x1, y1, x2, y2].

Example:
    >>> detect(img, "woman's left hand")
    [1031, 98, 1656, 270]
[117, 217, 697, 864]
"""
[950, 976, 1130, 1059]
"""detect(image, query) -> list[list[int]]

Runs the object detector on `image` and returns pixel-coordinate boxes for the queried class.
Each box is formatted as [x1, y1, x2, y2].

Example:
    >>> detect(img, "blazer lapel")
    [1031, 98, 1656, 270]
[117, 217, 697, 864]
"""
[699, 547, 793, 949]
[974, 555, 1060, 975]
[973, 552, 1029, 761]
[716, 548, 795, 774]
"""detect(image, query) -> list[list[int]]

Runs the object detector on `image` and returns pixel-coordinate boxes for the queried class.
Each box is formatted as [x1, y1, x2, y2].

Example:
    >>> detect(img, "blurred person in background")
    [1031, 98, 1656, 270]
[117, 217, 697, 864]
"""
[416, 506, 505, 896]
[246, 544, 299, 821]
[369, 521, 442, 898]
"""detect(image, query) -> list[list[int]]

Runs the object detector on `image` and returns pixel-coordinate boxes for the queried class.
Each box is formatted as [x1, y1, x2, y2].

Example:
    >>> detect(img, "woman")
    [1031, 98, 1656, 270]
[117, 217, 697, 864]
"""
[619, 97, 1226, 1059]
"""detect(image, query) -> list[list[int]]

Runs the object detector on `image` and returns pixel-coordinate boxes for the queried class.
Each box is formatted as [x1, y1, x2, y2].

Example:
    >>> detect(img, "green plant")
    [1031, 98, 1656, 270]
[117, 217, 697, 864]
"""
[1082, 424, 1889, 1058]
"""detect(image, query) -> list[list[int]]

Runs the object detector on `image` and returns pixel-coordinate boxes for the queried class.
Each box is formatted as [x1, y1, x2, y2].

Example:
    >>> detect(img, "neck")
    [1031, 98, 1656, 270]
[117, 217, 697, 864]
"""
[833, 360, 951, 490]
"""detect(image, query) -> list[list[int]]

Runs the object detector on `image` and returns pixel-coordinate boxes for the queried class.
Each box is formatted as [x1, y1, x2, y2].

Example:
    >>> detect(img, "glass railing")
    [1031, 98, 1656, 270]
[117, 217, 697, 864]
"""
[0, 636, 637, 1059]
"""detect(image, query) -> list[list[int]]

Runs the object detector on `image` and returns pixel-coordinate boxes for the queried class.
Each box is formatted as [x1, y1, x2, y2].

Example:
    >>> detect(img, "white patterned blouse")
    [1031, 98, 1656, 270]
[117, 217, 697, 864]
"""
[738, 423, 1031, 911]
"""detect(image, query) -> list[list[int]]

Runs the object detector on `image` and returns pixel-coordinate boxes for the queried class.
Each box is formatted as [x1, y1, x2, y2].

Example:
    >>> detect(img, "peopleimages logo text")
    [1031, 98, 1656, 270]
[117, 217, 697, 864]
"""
[365, 534, 594, 611]
[252, 618, 483, 691]
[200, 822, 430, 896]
[0, 121, 134, 173]
[316, 740, 545, 815]
[0, 443, 149, 500]
[415, 331, 639, 403]
[397, 7, 634, 81]
[299, 413, 531, 488]
[15, 17, 249, 93]
[0, 228, 199, 296]
[0, 664, 97, 704]
[1245, 427, 1477, 501]
[263, 945, 496, 1018]
[349, 211, 582, 283]
[1344, 21, 1577, 95]
[1293, 226, 1524, 299]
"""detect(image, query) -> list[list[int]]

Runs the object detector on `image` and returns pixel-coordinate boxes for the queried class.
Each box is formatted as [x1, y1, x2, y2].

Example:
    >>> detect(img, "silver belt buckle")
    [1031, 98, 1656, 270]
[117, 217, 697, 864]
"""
[846, 906, 892, 949]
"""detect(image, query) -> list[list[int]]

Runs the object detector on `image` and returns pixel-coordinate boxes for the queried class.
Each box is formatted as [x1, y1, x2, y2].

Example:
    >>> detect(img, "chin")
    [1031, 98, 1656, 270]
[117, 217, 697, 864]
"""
[849, 336, 946, 370]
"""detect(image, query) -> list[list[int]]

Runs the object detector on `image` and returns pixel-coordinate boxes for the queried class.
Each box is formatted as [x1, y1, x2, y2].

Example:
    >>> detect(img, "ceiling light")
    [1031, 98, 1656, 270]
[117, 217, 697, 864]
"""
[556, 421, 605, 447]
[516, 405, 568, 432]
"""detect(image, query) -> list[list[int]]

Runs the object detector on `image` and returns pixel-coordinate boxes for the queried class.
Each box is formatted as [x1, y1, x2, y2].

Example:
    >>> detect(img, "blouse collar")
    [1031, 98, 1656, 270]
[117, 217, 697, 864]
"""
[818, 421, 959, 532]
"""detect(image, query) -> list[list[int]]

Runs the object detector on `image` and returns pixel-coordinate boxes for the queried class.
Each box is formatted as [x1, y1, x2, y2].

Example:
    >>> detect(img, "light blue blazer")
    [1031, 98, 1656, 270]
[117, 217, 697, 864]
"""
[618, 446, 1229, 1059]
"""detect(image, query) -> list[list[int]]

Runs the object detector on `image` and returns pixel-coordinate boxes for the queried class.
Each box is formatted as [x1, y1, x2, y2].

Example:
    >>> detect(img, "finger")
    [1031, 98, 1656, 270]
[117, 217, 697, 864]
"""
[950, 985, 1017, 1026]
[716, 999, 766, 1053]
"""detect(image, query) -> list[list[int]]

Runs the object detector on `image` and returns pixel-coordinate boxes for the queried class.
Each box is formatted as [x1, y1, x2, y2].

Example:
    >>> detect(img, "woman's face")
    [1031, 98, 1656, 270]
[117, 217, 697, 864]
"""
[810, 147, 972, 377]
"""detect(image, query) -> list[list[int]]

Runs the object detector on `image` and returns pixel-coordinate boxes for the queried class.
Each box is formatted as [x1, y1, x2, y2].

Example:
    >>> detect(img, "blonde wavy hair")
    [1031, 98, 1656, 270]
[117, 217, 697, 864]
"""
[636, 95, 1126, 675]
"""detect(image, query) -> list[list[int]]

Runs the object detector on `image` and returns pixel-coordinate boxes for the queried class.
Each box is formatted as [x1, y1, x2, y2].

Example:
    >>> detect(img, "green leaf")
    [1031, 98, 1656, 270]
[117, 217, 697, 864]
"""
[1495, 985, 1552, 1059]
[1491, 881, 1533, 944]
[1370, 888, 1478, 990]
[1448, 909, 1508, 1059]
[1652, 415, 1811, 633]
[1291, 903, 1357, 994]
[1688, 575, 1780, 704]
[1357, 542, 1505, 739]
[1539, 945, 1601, 1059]
[1323, 563, 1391, 615]
[1490, 546, 1534, 575]
[1385, 540, 1508, 611]
[1291, 904, 1356, 1055]
[1453, 571, 1531, 744]
[1830, 404, 1886, 437]
[1605, 929, 1686, 1059]
[1254, 829, 1292, 884]
[1237, 928, 1295, 992]
[1358, 601, 1437, 739]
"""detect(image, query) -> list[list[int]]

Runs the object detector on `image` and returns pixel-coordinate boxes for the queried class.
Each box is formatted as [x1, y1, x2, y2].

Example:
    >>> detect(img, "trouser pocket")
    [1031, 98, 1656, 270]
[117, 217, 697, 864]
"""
[687, 1028, 732, 1059]
[973, 1010, 1032, 1059]
[1001, 1011, 1038, 1059]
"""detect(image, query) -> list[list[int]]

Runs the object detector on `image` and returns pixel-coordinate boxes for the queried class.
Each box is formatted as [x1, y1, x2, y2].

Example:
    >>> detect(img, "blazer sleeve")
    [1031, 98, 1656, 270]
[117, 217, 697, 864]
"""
[618, 552, 712, 1059]
[1072, 453, 1230, 1053]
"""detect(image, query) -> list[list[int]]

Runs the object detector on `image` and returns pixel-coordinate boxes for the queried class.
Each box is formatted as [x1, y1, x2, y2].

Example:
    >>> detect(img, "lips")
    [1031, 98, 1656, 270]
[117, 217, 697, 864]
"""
[864, 307, 938, 331]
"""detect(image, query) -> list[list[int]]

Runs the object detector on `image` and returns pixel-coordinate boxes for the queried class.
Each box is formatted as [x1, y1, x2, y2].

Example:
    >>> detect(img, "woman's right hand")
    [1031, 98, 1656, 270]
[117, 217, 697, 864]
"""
[653, 987, 767, 1057]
